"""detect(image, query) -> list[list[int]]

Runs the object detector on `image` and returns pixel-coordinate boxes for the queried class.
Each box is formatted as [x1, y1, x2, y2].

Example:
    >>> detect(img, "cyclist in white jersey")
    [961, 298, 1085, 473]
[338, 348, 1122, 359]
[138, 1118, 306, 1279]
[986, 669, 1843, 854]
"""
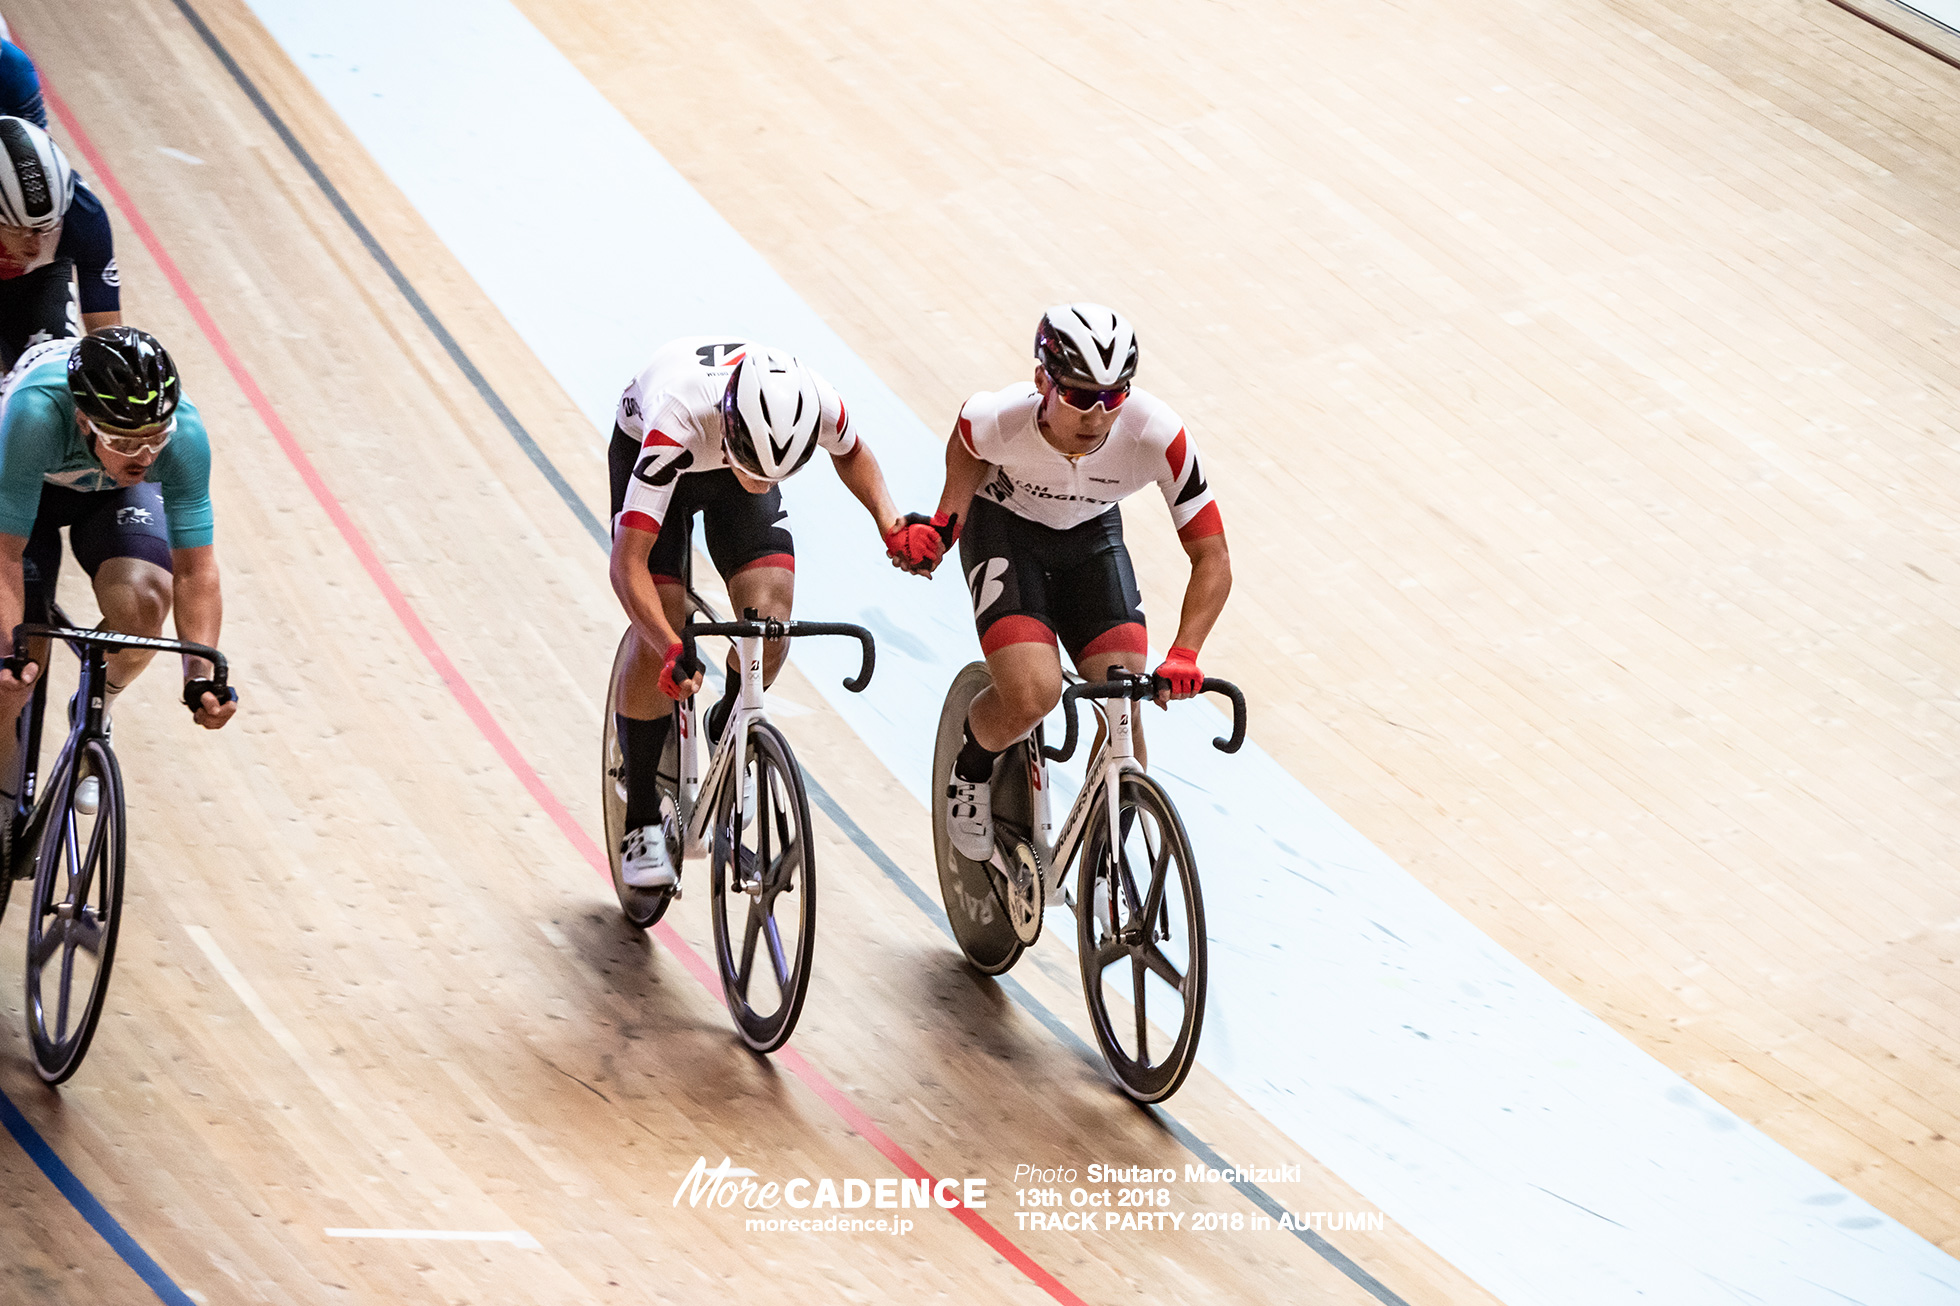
[907, 304, 1232, 860]
[609, 337, 922, 888]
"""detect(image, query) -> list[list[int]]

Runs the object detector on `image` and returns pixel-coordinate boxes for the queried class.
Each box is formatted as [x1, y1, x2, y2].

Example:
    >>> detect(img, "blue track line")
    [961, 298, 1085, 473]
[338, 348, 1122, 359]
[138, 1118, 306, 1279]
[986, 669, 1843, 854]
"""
[0, 1087, 196, 1304]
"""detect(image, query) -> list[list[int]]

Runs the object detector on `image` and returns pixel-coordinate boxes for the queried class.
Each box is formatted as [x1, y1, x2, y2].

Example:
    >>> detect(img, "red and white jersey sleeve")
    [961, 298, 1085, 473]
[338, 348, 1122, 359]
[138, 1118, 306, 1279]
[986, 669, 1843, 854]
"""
[956, 383, 1222, 540]
[612, 336, 856, 536]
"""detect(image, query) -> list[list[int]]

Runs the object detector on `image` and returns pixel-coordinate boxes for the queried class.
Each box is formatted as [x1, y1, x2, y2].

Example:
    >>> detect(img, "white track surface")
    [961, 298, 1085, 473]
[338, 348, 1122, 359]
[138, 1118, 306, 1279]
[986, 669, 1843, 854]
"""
[240, 1, 1960, 1302]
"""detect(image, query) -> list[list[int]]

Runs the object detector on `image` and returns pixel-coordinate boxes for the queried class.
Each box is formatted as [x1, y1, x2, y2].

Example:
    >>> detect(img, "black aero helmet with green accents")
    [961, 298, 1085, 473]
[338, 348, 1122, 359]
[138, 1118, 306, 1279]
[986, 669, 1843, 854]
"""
[68, 327, 180, 430]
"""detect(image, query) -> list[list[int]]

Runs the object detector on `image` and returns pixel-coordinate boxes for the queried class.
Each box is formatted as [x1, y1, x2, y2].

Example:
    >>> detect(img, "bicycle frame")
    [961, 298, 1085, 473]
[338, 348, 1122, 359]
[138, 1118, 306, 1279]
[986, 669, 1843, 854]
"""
[1000, 669, 1249, 912]
[672, 629, 768, 858]
[1016, 694, 1137, 909]
[7, 607, 226, 865]
[667, 610, 874, 863]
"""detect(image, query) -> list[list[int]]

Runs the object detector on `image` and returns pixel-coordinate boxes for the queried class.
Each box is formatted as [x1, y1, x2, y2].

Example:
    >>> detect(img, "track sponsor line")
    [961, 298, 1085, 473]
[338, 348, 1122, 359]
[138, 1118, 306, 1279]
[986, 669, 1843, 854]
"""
[39, 63, 1086, 1306]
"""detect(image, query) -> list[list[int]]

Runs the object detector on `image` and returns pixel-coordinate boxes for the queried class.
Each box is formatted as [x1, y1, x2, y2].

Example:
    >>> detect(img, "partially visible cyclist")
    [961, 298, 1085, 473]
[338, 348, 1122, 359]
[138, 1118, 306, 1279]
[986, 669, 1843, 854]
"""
[0, 328, 238, 815]
[918, 303, 1232, 860]
[0, 42, 123, 338]
[0, 118, 118, 378]
[610, 337, 918, 889]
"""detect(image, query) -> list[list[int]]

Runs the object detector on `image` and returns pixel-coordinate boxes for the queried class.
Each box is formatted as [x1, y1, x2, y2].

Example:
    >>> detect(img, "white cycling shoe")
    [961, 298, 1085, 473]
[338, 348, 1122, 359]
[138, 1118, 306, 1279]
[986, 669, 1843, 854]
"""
[74, 775, 100, 816]
[946, 774, 994, 862]
[620, 823, 678, 890]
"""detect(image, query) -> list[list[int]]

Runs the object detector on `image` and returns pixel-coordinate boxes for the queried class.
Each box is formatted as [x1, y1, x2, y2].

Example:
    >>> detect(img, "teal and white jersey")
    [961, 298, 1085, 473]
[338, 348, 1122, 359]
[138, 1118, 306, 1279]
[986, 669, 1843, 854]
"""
[0, 339, 213, 547]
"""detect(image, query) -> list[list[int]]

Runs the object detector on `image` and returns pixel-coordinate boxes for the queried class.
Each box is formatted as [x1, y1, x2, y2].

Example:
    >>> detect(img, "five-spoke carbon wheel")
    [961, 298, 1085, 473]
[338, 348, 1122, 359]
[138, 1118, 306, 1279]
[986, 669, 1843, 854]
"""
[25, 739, 125, 1085]
[1078, 773, 1207, 1102]
[709, 722, 815, 1052]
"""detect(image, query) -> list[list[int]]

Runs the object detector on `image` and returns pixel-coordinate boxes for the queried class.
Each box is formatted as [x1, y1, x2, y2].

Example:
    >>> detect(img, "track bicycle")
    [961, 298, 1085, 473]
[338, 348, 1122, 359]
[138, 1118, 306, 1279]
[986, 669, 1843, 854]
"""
[602, 607, 873, 1052]
[933, 663, 1245, 1102]
[0, 606, 230, 1084]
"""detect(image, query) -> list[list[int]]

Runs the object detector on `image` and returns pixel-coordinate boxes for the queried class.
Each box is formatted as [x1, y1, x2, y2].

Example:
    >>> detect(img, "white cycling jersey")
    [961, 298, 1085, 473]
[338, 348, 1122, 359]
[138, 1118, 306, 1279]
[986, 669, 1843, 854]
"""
[955, 383, 1221, 539]
[613, 336, 855, 535]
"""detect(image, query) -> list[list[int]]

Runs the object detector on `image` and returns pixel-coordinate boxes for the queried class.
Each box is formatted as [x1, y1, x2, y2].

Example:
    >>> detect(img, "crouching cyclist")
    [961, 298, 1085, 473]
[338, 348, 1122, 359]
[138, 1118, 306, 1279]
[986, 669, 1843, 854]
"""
[912, 304, 1232, 860]
[609, 337, 919, 889]
[0, 329, 238, 817]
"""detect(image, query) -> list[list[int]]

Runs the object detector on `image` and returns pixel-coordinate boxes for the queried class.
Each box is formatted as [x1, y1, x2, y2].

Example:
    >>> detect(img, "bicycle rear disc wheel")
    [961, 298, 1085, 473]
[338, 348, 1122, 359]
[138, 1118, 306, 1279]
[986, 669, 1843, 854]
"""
[932, 661, 1024, 974]
[709, 722, 815, 1052]
[603, 631, 674, 929]
[1078, 773, 1207, 1103]
[25, 738, 125, 1085]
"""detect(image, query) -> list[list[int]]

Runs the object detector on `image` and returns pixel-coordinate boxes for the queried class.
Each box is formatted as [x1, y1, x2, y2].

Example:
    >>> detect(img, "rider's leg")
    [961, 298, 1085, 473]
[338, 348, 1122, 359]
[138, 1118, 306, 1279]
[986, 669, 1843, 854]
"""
[703, 562, 793, 740]
[90, 557, 172, 712]
[615, 579, 691, 831]
[1075, 644, 1150, 769]
[1057, 520, 1151, 766]
[67, 481, 176, 717]
[966, 637, 1064, 756]
[700, 472, 796, 740]
[947, 634, 1062, 861]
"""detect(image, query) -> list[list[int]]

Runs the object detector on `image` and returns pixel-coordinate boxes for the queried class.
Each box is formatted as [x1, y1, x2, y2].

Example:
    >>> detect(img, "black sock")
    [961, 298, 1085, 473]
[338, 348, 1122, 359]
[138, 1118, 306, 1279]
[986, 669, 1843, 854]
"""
[706, 669, 738, 744]
[618, 712, 673, 830]
[954, 717, 1002, 783]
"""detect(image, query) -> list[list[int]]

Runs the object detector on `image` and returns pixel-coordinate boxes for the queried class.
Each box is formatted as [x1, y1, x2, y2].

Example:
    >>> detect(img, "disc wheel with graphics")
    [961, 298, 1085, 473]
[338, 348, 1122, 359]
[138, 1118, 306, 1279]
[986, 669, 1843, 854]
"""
[932, 661, 1025, 974]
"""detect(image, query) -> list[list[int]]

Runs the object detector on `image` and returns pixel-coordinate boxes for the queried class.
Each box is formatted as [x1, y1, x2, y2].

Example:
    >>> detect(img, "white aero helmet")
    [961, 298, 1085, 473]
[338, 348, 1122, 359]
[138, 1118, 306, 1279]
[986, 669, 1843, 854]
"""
[720, 346, 825, 482]
[1035, 303, 1138, 388]
[0, 116, 72, 232]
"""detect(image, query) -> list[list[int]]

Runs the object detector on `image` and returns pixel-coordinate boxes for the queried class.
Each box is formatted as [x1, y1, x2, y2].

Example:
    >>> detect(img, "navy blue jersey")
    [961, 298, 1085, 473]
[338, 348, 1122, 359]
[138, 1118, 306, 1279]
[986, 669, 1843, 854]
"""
[0, 42, 45, 128]
[57, 181, 117, 314]
[0, 42, 116, 313]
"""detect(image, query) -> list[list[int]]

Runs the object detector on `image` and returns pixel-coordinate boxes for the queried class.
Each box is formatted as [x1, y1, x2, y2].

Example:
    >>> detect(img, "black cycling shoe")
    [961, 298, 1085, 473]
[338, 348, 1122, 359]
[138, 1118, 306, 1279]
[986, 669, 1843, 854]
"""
[706, 690, 735, 749]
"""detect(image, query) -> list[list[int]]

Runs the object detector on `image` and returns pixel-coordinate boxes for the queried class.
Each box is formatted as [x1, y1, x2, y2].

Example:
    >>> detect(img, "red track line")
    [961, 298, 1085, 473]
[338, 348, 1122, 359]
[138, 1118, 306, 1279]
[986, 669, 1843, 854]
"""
[40, 73, 1087, 1306]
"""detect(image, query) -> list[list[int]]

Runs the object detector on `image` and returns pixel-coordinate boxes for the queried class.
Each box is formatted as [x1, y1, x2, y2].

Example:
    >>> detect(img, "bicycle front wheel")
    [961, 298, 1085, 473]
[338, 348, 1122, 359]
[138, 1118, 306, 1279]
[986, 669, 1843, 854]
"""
[1078, 772, 1207, 1103]
[709, 721, 815, 1052]
[25, 737, 125, 1085]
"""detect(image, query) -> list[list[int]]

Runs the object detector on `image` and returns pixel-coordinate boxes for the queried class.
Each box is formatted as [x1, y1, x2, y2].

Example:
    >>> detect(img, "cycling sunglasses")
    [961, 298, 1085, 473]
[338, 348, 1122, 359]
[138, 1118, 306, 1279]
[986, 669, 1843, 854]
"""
[1048, 376, 1130, 412]
[84, 414, 176, 456]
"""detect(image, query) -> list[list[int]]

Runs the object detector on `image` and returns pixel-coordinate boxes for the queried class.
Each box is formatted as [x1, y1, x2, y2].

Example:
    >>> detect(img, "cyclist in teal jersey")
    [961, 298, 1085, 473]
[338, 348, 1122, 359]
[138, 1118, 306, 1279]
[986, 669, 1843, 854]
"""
[0, 329, 236, 803]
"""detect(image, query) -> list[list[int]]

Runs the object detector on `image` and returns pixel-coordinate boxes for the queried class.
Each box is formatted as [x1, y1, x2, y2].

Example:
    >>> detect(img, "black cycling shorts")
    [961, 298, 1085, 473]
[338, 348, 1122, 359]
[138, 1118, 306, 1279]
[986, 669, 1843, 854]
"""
[958, 497, 1146, 665]
[0, 258, 78, 371]
[23, 481, 173, 607]
[608, 426, 793, 585]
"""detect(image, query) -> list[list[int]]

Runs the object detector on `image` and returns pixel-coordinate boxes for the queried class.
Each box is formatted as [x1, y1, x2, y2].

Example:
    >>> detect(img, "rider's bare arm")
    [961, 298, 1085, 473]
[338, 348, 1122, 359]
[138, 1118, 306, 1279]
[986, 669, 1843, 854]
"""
[81, 311, 122, 333]
[171, 544, 235, 728]
[830, 440, 903, 538]
[934, 425, 992, 525]
[1171, 531, 1232, 656]
[610, 524, 681, 651]
[0, 531, 32, 696]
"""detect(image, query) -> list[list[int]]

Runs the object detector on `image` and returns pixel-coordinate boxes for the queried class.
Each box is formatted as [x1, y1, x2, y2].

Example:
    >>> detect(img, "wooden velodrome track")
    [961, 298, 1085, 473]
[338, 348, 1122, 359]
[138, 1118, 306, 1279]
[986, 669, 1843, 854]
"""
[3, 0, 1960, 1301]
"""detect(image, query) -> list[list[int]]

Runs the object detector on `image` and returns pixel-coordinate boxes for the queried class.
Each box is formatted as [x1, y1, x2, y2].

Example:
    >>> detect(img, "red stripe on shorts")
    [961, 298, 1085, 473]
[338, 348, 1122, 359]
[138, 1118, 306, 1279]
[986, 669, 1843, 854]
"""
[1079, 622, 1148, 660]
[980, 614, 1056, 655]
[734, 552, 796, 575]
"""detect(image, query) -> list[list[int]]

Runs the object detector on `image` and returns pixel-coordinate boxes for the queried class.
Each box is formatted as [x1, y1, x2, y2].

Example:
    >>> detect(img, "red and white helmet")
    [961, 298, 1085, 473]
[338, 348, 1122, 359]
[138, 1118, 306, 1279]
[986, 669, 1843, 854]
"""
[0, 117, 72, 233]
[1035, 303, 1138, 388]
[720, 347, 824, 482]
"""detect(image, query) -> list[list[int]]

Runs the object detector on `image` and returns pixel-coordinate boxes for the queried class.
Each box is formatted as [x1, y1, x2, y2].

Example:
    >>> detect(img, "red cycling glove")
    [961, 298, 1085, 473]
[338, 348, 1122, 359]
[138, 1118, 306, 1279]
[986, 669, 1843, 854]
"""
[657, 641, 703, 700]
[884, 511, 961, 575]
[1154, 645, 1203, 699]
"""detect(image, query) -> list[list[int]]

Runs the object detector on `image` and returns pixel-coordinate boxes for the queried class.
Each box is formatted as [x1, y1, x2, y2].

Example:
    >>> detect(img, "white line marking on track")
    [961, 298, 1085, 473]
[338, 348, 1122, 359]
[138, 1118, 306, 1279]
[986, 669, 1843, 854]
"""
[157, 145, 206, 165]
[325, 1228, 542, 1250]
